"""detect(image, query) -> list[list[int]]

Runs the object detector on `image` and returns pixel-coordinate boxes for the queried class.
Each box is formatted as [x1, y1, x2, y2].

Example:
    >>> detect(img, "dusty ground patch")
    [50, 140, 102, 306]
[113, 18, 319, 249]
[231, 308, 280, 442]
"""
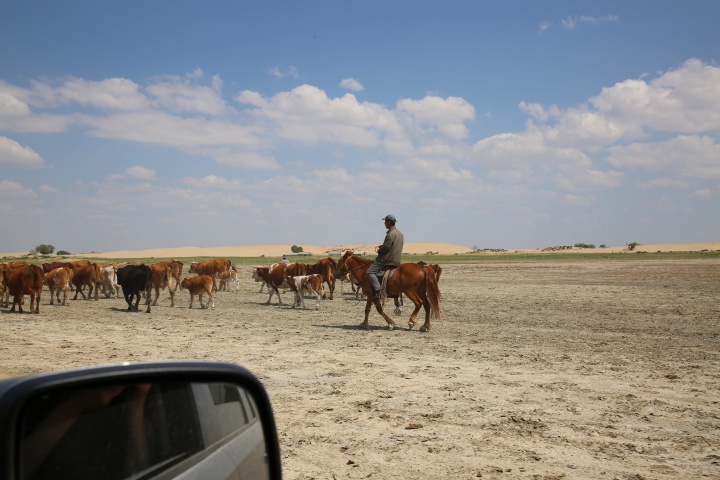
[2, 259, 719, 479]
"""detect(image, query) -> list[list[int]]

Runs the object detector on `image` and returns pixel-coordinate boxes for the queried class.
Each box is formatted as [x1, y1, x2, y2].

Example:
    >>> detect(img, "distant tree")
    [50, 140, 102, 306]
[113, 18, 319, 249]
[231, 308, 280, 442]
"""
[574, 243, 596, 249]
[599, 244, 607, 249]
[627, 242, 639, 251]
[34, 244, 55, 255]
[57, 250, 71, 256]
[291, 245, 304, 253]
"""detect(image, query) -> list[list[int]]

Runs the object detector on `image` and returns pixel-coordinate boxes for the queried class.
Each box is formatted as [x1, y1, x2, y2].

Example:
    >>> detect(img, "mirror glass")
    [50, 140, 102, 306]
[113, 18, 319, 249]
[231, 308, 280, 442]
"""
[19, 381, 269, 480]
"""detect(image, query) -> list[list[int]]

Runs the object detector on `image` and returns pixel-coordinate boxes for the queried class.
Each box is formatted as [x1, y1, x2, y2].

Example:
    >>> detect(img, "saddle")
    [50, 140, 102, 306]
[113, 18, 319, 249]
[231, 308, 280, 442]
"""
[377, 267, 400, 300]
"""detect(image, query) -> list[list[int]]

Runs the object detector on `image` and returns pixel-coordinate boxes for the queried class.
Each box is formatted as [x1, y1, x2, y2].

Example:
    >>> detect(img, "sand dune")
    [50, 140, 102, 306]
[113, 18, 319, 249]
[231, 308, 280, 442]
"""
[3, 241, 718, 259]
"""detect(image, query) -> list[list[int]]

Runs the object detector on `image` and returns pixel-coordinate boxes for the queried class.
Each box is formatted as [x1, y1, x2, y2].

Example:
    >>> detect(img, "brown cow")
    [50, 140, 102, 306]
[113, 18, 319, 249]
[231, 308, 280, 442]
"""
[179, 275, 216, 309]
[149, 263, 176, 307]
[1, 262, 31, 307]
[45, 267, 73, 306]
[253, 263, 294, 305]
[153, 260, 183, 290]
[189, 258, 232, 276]
[42, 261, 74, 273]
[71, 263, 99, 300]
[3, 264, 43, 313]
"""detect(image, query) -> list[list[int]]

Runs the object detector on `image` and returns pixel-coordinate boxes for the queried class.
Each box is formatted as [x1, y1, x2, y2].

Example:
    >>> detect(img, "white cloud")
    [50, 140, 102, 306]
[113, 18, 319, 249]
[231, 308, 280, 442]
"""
[56, 77, 148, 110]
[561, 15, 619, 30]
[0, 136, 45, 168]
[691, 188, 712, 199]
[608, 135, 720, 179]
[339, 78, 364, 92]
[146, 72, 227, 115]
[269, 66, 299, 79]
[0, 180, 38, 199]
[538, 21, 552, 35]
[125, 166, 157, 180]
[396, 96, 475, 141]
[637, 177, 690, 189]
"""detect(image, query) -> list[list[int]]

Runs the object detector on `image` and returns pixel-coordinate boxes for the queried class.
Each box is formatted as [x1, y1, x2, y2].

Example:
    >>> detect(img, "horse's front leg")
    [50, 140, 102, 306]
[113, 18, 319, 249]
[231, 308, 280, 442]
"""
[373, 298, 397, 330]
[360, 298, 373, 329]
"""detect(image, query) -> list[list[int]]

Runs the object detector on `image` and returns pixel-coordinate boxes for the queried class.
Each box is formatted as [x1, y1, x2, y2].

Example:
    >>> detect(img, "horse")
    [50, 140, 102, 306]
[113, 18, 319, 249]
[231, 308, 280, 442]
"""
[336, 250, 441, 331]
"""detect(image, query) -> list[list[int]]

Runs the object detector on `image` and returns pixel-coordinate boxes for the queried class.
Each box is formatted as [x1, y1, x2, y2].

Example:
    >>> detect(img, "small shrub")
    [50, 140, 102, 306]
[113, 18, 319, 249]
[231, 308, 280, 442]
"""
[291, 245, 304, 253]
[627, 242, 639, 251]
[34, 244, 55, 255]
[57, 250, 71, 256]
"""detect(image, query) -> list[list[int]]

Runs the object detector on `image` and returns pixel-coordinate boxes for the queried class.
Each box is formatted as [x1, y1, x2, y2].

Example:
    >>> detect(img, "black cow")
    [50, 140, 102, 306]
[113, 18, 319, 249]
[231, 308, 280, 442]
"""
[116, 265, 152, 312]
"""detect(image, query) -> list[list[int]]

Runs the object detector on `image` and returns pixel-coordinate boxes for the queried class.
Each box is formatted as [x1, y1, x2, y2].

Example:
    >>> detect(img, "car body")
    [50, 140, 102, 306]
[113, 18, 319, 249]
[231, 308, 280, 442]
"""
[0, 361, 282, 480]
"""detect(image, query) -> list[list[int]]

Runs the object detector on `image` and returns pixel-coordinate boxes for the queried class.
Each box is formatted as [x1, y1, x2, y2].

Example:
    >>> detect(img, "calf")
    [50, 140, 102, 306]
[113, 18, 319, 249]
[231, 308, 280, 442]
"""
[3, 264, 43, 314]
[180, 275, 216, 309]
[116, 265, 152, 312]
[45, 267, 73, 306]
[287, 274, 325, 310]
[149, 263, 176, 307]
[218, 268, 239, 293]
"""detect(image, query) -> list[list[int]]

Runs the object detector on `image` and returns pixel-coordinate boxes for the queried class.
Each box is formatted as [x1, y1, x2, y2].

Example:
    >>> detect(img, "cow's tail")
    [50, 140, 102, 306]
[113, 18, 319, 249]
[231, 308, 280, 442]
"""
[165, 267, 175, 291]
[423, 265, 442, 320]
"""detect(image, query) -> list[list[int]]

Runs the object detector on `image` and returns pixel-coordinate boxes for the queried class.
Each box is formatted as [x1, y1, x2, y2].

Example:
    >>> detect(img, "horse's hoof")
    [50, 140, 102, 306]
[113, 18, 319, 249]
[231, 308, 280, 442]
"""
[359, 323, 369, 330]
[408, 322, 415, 330]
[387, 324, 395, 331]
[420, 325, 430, 332]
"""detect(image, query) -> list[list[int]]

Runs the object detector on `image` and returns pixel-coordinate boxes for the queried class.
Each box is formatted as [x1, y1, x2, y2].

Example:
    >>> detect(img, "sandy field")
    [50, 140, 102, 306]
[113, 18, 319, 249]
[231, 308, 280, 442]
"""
[1, 258, 720, 479]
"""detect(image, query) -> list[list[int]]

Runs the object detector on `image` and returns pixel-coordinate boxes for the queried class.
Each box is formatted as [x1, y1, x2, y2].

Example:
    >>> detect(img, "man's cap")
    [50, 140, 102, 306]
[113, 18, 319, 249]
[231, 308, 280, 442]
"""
[382, 215, 397, 222]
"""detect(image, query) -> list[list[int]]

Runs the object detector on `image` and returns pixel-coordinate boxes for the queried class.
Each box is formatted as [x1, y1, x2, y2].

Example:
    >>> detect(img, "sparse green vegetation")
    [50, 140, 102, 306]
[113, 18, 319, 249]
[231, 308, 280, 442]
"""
[291, 245, 304, 253]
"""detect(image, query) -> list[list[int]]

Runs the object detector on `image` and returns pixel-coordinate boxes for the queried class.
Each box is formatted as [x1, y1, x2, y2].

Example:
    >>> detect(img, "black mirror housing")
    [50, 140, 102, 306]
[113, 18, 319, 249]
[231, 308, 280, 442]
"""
[0, 361, 282, 480]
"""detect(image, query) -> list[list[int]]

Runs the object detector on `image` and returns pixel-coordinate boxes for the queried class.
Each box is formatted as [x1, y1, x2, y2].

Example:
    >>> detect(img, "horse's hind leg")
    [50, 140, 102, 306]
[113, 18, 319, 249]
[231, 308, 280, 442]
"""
[404, 292, 424, 330]
[419, 296, 432, 332]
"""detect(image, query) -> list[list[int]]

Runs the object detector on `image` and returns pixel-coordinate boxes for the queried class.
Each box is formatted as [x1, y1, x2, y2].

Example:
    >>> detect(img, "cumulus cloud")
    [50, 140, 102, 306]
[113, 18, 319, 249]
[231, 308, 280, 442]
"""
[0, 136, 45, 168]
[125, 166, 157, 180]
[608, 135, 720, 179]
[339, 78, 364, 92]
[475, 59, 720, 192]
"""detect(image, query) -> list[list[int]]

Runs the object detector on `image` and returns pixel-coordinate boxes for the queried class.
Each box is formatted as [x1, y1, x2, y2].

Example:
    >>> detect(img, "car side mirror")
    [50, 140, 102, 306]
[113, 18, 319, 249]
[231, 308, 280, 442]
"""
[0, 361, 282, 480]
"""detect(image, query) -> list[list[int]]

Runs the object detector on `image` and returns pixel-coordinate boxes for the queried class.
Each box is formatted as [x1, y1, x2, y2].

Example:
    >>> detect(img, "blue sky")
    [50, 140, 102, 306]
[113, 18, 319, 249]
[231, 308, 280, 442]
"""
[1, 1, 719, 253]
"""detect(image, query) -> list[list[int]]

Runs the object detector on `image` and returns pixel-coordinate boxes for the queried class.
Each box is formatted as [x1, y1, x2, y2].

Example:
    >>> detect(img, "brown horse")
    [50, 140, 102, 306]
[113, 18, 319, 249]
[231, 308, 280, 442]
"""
[336, 250, 441, 331]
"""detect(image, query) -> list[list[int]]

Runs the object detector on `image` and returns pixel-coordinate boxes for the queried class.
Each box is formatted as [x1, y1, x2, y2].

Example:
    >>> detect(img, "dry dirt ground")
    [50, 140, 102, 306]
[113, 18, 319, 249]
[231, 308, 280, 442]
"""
[2, 259, 719, 479]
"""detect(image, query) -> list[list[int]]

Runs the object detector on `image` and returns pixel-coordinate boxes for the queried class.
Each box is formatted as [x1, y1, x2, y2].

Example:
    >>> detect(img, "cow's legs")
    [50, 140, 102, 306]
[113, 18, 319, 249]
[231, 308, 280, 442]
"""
[208, 290, 214, 308]
[199, 293, 205, 309]
[144, 286, 151, 313]
[188, 294, 194, 309]
[31, 290, 40, 314]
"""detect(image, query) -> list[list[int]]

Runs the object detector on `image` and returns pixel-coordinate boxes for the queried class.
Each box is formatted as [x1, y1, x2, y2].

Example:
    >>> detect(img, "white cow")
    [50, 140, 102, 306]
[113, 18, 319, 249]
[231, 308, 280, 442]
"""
[287, 274, 325, 310]
[100, 265, 119, 298]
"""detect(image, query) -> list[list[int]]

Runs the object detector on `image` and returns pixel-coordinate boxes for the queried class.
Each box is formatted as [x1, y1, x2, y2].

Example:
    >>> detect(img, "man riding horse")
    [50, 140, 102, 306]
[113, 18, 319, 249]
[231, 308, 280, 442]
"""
[367, 214, 404, 301]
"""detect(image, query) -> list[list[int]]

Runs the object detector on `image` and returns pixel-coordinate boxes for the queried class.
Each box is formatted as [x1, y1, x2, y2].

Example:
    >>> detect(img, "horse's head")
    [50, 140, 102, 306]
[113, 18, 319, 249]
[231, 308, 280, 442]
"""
[336, 250, 354, 273]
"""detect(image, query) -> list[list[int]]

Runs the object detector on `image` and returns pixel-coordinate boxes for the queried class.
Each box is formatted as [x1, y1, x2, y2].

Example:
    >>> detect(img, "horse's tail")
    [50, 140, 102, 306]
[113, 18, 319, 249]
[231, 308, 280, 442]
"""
[423, 265, 441, 319]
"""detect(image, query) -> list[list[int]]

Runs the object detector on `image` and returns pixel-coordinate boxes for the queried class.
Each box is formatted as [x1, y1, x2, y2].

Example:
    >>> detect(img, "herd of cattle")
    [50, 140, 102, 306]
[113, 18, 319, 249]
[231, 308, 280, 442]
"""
[0, 256, 359, 314]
